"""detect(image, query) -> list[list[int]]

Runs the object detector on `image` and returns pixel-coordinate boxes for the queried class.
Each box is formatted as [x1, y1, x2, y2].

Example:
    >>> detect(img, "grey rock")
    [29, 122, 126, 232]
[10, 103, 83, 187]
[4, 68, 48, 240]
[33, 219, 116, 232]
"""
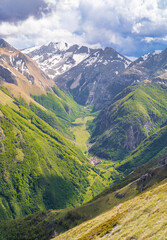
[23, 42, 131, 109]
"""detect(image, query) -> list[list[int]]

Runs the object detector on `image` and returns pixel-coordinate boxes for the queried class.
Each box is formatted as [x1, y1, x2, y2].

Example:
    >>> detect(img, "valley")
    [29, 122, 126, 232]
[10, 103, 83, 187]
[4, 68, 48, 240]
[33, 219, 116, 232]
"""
[0, 39, 167, 240]
[71, 116, 95, 156]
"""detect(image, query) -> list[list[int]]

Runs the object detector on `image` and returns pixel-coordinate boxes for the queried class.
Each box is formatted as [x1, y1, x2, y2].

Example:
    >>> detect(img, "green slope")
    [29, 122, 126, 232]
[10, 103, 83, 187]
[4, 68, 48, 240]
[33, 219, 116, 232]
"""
[0, 80, 167, 239]
[117, 125, 167, 175]
[32, 85, 91, 124]
[0, 89, 108, 220]
[89, 82, 167, 161]
[1, 146, 166, 240]
[54, 179, 167, 240]
[53, 147, 167, 240]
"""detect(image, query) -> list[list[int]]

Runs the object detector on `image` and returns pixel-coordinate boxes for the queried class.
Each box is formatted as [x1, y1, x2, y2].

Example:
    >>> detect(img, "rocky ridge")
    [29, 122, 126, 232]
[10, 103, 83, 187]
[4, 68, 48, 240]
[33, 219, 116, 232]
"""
[23, 42, 131, 109]
[0, 39, 54, 99]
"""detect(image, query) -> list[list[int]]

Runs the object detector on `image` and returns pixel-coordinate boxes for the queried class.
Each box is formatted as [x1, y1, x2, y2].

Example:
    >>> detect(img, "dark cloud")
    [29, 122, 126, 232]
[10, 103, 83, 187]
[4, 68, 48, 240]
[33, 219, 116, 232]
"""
[0, 0, 50, 23]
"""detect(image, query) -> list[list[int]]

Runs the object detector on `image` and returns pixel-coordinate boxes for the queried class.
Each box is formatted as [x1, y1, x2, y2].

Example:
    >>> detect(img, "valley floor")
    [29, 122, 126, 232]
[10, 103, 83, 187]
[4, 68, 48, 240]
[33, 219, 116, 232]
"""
[71, 116, 95, 156]
[70, 116, 120, 185]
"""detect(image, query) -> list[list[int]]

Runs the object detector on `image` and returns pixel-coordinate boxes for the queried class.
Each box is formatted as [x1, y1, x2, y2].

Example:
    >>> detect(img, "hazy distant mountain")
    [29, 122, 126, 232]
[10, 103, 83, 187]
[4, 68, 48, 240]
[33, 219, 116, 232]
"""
[109, 49, 167, 89]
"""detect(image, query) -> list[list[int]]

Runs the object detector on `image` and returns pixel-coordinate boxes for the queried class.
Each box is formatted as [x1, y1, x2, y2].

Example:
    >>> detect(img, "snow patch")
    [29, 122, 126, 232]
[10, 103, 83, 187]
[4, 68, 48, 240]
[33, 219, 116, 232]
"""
[103, 60, 109, 65]
[142, 53, 150, 61]
[73, 53, 89, 65]
[124, 60, 131, 68]
[118, 54, 124, 60]
[152, 50, 162, 56]
[85, 56, 98, 67]
[44, 41, 69, 51]
[9, 55, 14, 65]
[142, 50, 162, 61]
[22, 45, 41, 54]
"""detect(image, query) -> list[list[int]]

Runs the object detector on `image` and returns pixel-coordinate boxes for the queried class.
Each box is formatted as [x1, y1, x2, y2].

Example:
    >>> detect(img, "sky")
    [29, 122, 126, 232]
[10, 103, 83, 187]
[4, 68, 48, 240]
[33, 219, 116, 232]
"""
[0, 0, 167, 57]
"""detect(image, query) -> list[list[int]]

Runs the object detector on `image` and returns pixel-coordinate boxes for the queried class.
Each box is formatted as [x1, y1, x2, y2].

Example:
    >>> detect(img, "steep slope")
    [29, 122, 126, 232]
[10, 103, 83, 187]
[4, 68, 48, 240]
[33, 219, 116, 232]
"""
[0, 39, 54, 101]
[55, 47, 131, 109]
[0, 40, 111, 220]
[53, 145, 167, 239]
[128, 49, 167, 78]
[0, 89, 108, 220]
[1, 142, 167, 240]
[23, 42, 95, 78]
[105, 48, 167, 97]
[1, 39, 167, 240]
[89, 82, 167, 161]
[24, 42, 131, 109]
[54, 179, 167, 240]
[0, 39, 90, 137]
[31, 85, 90, 124]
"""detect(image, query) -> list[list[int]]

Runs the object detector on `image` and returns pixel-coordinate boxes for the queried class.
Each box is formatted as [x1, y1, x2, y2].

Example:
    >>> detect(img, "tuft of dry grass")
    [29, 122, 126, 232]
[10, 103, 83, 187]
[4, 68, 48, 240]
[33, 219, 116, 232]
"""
[0, 90, 18, 110]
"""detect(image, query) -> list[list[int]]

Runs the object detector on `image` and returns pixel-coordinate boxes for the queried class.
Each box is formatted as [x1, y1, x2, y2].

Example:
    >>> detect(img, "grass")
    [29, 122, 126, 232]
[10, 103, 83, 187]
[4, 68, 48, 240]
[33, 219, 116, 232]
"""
[0, 89, 18, 110]
[0, 147, 167, 239]
[0, 82, 167, 239]
[71, 116, 95, 155]
[71, 116, 119, 185]
[89, 83, 167, 161]
[32, 85, 93, 124]
[54, 179, 167, 240]
[0, 89, 109, 220]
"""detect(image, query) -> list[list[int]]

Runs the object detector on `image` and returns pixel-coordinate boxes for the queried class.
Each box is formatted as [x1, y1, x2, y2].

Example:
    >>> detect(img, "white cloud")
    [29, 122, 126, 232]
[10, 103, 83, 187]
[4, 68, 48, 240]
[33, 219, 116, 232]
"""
[142, 35, 167, 43]
[0, 0, 167, 55]
[132, 23, 142, 34]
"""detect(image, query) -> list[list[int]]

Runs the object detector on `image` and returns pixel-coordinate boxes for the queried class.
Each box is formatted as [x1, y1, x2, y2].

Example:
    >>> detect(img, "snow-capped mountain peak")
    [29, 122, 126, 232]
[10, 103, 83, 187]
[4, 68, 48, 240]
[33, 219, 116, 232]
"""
[22, 41, 132, 109]
[142, 50, 162, 61]
[22, 42, 94, 78]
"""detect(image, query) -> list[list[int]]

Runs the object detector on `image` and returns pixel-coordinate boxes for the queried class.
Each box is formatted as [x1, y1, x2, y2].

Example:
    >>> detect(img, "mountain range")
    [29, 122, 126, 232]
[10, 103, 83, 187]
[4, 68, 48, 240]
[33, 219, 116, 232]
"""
[0, 39, 167, 240]
[23, 42, 131, 109]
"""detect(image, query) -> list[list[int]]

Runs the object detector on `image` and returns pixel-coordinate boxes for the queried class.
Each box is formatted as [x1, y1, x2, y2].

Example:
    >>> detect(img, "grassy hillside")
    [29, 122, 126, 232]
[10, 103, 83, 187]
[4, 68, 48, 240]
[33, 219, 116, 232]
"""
[0, 89, 109, 220]
[117, 125, 167, 175]
[0, 136, 166, 239]
[31, 85, 94, 139]
[32, 85, 92, 124]
[89, 82, 167, 161]
[55, 179, 167, 240]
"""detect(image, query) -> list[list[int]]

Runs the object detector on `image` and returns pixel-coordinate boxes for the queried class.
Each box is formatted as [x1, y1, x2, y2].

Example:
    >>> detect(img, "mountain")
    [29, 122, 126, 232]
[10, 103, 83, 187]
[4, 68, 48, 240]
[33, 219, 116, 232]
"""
[105, 49, 167, 95]
[23, 42, 131, 109]
[128, 49, 167, 79]
[0, 39, 54, 102]
[0, 40, 111, 220]
[0, 39, 84, 136]
[1, 39, 167, 240]
[89, 82, 167, 161]
[22, 42, 95, 78]
[1, 136, 167, 239]
[54, 177, 167, 239]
